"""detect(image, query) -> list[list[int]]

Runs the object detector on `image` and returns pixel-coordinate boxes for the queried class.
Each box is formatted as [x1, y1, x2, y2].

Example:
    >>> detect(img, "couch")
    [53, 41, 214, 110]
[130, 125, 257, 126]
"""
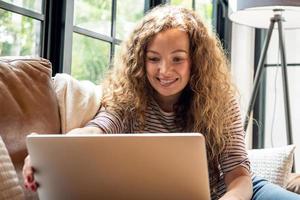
[0, 57, 299, 199]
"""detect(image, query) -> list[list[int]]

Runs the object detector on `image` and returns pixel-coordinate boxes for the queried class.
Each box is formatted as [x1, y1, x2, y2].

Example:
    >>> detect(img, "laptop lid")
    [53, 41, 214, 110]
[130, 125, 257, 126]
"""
[26, 133, 211, 200]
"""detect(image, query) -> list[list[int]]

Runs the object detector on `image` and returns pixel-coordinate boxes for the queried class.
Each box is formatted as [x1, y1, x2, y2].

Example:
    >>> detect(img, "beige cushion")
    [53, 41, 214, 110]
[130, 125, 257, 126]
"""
[52, 73, 102, 133]
[248, 145, 295, 188]
[0, 136, 24, 199]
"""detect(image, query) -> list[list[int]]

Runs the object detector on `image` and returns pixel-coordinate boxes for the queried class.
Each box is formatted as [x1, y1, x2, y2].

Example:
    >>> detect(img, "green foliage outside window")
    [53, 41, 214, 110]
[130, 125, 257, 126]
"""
[72, 0, 145, 84]
[170, 0, 193, 9]
[116, 0, 144, 40]
[195, 0, 213, 28]
[0, 8, 40, 56]
[1, 0, 42, 13]
[71, 33, 110, 84]
[170, 0, 213, 28]
[74, 0, 112, 36]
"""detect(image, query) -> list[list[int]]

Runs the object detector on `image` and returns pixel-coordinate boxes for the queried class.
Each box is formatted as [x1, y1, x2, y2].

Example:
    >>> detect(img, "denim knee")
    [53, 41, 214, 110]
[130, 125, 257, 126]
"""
[252, 176, 300, 200]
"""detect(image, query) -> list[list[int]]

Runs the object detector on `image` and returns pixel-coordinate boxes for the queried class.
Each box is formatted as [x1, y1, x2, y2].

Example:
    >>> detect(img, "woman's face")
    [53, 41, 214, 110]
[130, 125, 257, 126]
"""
[145, 28, 191, 103]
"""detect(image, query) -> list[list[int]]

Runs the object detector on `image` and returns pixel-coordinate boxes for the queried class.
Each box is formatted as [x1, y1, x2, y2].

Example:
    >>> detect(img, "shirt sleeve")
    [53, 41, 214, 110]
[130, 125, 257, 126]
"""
[85, 107, 125, 134]
[219, 98, 251, 174]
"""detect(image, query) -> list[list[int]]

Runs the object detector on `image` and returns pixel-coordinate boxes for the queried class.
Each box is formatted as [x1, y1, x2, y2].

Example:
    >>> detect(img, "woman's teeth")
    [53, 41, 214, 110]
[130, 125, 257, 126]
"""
[158, 78, 177, 86]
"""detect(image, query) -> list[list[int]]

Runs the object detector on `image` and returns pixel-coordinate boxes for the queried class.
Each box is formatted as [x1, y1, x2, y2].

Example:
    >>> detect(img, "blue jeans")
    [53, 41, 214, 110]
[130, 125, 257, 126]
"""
[252, 176, 300, 200]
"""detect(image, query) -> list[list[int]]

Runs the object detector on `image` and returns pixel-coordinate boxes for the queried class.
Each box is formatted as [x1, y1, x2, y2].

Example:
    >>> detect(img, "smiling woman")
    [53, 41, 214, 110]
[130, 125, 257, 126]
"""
[93, 5, 252, 199]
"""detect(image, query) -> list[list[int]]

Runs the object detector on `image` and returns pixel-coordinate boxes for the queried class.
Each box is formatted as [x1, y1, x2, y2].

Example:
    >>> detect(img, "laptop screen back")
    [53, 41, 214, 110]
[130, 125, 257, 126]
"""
[27, 133, 211, 200]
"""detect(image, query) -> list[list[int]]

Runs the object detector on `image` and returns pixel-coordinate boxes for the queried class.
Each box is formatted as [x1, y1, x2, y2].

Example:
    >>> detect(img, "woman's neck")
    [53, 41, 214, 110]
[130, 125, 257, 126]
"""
[153, 94, 180, 112]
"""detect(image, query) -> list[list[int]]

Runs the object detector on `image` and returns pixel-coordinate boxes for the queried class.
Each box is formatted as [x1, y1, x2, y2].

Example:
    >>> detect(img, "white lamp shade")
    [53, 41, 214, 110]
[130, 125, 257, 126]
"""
[228, 0, 300, 29]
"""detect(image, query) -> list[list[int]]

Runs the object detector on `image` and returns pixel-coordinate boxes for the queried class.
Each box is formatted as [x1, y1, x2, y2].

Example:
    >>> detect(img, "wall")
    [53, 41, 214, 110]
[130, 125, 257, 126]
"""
[230, 23, 255, 149]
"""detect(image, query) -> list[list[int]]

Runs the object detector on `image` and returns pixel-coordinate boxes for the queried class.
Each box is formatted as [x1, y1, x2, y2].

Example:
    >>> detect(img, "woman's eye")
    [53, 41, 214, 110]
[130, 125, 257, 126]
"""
[173, 57, 184, 63]
[148, 57, 160, 62]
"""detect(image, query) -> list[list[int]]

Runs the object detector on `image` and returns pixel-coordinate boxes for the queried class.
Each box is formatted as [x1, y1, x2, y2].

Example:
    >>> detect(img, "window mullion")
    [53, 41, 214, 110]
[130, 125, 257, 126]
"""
[62, 0, 74, 74]
[110, 0, 117, 61]
[41, 0, 50, 58]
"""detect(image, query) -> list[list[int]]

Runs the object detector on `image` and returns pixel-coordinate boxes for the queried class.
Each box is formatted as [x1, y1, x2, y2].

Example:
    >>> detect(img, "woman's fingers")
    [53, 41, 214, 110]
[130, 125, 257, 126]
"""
[22, 155, 38, 191]
[22, 132, 40, 191]
[22, 155, 34, 181]
[25, 181, 38, 192]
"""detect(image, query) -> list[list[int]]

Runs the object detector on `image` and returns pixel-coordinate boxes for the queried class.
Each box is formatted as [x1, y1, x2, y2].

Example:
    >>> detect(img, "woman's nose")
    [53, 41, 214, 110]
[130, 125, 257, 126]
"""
[159, 61, 171, 75]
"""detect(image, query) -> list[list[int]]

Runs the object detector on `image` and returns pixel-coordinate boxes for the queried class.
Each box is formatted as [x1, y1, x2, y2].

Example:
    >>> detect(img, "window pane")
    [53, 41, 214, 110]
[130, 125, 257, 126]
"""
[71, 33, 110, 83]
[74, 0, 112, 36]
[0, 8, 41, 56]
[195, 0, 213, 28]
[116, 0, 144, 40]
[170, 0, 193, 9]
[1, 0, 42, 13]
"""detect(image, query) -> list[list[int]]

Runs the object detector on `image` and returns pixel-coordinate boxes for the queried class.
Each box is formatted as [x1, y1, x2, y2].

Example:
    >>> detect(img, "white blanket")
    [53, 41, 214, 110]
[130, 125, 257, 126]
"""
[52, 74, 102, 133]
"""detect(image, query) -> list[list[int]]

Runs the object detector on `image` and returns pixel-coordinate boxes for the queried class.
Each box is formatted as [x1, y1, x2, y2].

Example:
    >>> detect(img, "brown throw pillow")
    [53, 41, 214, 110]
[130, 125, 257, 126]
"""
[0, 57, 61, 170]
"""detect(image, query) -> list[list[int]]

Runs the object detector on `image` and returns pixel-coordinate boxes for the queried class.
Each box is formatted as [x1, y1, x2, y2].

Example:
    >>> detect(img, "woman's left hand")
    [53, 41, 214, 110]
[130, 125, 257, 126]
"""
[221, 166, 252, 200]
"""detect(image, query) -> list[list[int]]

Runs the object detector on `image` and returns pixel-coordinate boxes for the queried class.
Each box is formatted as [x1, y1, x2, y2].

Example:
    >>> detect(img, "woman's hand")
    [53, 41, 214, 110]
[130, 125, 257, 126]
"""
[22, 155, 38, 192]
[67, 127, 103, 135]
[220, 166, 252, 200]
[219, 195, 243, 200]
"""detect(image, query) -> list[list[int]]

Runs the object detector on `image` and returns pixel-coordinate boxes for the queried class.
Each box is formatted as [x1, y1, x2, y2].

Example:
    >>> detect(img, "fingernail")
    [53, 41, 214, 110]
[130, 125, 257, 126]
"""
[31, 184, 36, 191]
[27, 176, 32, 182]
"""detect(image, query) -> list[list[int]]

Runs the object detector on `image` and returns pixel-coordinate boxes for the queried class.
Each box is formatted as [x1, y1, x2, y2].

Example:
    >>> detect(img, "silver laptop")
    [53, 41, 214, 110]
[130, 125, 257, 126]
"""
[26, 133, 211, 200]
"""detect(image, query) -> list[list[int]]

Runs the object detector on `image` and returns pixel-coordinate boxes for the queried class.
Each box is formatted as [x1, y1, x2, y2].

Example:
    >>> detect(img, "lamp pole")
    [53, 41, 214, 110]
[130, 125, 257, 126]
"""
[243, 12, 293, 145]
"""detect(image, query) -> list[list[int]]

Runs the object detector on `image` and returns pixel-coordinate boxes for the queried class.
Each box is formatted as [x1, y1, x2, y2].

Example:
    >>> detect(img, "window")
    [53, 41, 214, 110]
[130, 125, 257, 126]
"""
[0, 0, 215, 82]
[0, 0, 45, 56]
[195, 0, 213, 28]
[71, 0, 145, 83]
[116, 0, 144, 40]
[72, 33, 110, 81]
[170, 0, 193, 9]
[169, 0, 213, 28]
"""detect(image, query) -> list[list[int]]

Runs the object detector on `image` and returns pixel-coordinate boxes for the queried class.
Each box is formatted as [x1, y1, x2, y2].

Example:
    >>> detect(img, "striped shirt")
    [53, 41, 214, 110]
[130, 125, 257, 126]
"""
[86, 97, 251, 199]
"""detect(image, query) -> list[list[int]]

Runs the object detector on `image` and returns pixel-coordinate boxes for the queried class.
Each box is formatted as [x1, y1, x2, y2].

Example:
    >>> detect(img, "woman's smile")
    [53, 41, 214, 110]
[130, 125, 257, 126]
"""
[156, 77, 179, 87]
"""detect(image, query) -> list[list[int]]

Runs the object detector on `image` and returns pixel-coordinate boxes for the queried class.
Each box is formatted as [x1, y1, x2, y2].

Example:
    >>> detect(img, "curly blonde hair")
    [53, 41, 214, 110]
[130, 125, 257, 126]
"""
[102, 5, 236, 187]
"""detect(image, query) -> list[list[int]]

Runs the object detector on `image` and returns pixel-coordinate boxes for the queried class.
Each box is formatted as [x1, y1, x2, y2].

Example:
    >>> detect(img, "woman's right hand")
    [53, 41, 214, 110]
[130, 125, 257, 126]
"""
[22, 155, 38, 192]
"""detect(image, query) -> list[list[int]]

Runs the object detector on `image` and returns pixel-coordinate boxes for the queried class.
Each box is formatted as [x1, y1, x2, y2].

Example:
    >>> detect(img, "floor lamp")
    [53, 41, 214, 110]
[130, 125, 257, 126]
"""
[228, 0, 300, 146]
